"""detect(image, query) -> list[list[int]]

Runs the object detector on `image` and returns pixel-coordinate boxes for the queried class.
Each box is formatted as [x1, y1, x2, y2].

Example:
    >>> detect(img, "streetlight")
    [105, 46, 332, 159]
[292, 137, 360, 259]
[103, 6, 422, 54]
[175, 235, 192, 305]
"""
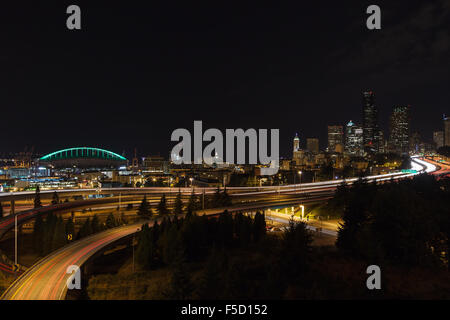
[297, 171, 302, 194]
[299, 204, 305, 220]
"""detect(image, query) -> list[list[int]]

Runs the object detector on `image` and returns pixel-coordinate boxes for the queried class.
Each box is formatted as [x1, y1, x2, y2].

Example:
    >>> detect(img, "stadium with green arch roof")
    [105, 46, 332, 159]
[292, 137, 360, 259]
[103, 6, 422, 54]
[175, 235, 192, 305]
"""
[39, 147, 128, 169]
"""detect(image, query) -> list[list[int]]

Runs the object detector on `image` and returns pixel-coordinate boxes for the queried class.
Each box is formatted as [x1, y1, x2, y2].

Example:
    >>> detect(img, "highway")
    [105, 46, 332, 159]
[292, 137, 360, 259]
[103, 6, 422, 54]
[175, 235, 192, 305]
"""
[0, 193, 338, 300]
[0, 222, 145, 300]
[0, 155, 433, 238]
[0, 156, 432, 203]
[0, 156, 440, 300]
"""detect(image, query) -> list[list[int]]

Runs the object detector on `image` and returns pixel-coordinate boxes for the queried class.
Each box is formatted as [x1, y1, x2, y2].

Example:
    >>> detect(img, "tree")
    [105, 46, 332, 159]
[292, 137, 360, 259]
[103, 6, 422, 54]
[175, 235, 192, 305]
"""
[217, 210, 234, 247]
[51, 217, 67, 251]
[157, 194, 169, 215]
[252, 211, 266, 242]
[78, 217, 93, 239]
[51, 191, 59, 205]
[136, 223, 151, 268]
[162, 224, 179, 265]
[195, 248, 224, 299]
[187, 191, 199, 213]
[137, 195, 152, 217]
[91, 214, 102, 233]
[106, 212, 117, 229]
[34, 185, 42, 208]
[120, 212, 128, 225]
[165, 250, 193, 299]
[234, 212, 251, 246]
[278, 219, 312, 279]
[174, 190, 183, 216]
[136, 223, 158, 269]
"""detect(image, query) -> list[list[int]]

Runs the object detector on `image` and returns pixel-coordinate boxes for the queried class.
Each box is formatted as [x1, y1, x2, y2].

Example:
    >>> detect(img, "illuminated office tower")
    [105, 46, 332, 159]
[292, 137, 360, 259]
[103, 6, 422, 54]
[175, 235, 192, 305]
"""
[345, 120, 364, 156]
[328, 125, 343, 153]
[445, 115, 450, 147]
[389, 105, 411, 155]
[433, 131, 444, 149]
[293, 133, 300, 154]
[306, 138, 319, 154]
[362, 90, 380, 152]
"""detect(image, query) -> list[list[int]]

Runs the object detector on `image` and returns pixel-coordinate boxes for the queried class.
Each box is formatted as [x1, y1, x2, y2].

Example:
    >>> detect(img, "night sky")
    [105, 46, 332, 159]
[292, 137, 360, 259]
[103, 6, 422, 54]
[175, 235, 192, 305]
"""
[1, 1, 449, 158]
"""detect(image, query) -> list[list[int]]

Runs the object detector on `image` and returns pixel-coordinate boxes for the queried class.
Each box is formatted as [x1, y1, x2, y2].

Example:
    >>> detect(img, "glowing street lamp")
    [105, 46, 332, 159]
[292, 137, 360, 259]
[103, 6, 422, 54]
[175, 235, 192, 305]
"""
[297, 171, 302, 194]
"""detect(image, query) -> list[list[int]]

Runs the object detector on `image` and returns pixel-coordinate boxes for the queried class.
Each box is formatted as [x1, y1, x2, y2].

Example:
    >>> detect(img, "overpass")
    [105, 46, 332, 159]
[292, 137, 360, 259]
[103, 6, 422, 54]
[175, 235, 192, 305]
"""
[0, 156, 441, 300]
[0, 194, 335, 300]
[0, 156, 436, 240]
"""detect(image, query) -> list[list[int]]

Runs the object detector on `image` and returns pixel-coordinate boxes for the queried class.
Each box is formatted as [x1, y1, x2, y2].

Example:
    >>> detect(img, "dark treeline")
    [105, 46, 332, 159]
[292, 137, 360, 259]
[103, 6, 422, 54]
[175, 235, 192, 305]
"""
[336, 174, 450, 269]
[33, 212, 123, 256]
[136, 187, 232, 218]
[136, 210, 266, 270]
[135, 211, 322, 299]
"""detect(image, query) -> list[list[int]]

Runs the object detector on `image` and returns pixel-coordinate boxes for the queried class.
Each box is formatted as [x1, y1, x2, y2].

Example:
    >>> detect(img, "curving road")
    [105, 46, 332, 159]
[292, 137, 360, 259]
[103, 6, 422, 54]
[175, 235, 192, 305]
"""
[1, 222, 145, 300]
[0, 156, 438, 300]
[0, 194, 334, 300]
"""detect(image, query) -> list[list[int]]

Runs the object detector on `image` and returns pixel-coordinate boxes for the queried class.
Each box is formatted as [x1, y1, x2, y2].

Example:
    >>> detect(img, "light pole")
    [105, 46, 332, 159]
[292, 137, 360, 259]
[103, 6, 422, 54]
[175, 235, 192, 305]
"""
[14, 210, 17, 271]
[202, 188, 205, 210]
[297, 171, 302, 194]
[132, 233, 135, 273]
[299, 204, 305, 220]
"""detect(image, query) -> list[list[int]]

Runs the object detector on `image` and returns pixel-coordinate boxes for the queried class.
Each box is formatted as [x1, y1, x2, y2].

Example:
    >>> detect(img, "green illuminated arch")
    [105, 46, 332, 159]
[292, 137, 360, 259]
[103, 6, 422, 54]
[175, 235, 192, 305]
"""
[40, 147, 127, 161]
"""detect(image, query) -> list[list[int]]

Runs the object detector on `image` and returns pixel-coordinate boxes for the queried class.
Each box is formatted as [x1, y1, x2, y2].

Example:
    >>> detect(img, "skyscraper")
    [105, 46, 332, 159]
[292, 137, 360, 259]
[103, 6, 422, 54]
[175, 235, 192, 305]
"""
[433, 131, 444, 149]
[345, 120, 364, 156]
[389, 105, 411, 155]
[293, 133, 300, 153]
[328, 125, 343, 153]
[306, 138, 319, 154]
[362, 90, 379, 153]
[444, 115, 450, 147]
[409, 131, 421, 154]
[377, 129, 385, 154]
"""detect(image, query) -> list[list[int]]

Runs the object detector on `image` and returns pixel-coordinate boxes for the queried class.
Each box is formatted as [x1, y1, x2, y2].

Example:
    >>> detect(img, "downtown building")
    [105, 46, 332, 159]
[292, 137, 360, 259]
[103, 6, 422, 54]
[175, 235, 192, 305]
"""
[362, 90, 381, 153]
[293, 133, 300, 153]
[327, 125, 344, 153]
[345, 120, 364, 156]
[292, 133, 304, 165]
[306, 138, 320, 154]
[445, 115, 450, 147]
[434, 131, 444, 149]
[389, 105, 411, 155]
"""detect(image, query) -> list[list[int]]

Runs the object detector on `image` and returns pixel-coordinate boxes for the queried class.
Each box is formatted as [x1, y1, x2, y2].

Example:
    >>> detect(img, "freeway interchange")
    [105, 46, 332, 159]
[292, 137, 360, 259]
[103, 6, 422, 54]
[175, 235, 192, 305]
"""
[0, 156, 442, 300]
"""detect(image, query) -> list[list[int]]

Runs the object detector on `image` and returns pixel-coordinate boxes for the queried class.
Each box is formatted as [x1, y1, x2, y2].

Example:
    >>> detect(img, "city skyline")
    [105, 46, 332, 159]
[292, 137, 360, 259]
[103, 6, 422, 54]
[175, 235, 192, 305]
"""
[1, 1, 449, 304]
